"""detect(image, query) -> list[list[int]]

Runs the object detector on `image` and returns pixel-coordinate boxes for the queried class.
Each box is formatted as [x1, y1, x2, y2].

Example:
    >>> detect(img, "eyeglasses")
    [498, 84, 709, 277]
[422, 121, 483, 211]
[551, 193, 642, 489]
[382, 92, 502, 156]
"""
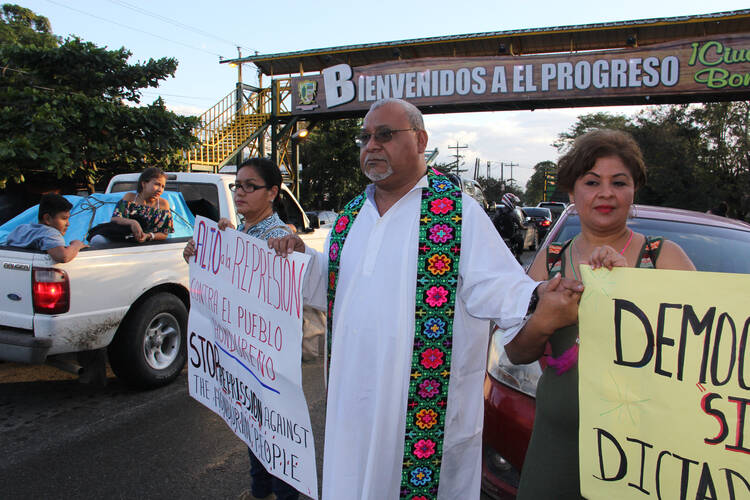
[354, 128, 418, 147]
[229, 181, 268, 193]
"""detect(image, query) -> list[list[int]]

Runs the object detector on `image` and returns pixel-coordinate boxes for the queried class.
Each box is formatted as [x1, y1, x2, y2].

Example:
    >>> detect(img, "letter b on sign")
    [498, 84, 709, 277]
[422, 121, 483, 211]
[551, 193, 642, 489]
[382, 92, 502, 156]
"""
[323, 64, 355, 108]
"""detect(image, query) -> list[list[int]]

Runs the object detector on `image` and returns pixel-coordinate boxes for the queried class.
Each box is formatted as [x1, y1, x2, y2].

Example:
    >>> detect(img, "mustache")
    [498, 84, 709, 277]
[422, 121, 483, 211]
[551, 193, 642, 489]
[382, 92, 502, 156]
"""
[363, 155, 386, 164]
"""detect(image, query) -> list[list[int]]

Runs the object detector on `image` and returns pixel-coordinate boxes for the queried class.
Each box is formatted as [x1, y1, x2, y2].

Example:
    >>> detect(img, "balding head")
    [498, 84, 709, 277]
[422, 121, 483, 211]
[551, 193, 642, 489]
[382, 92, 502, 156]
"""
[368, 98, 425, 131]
[360, 99, 429, 193]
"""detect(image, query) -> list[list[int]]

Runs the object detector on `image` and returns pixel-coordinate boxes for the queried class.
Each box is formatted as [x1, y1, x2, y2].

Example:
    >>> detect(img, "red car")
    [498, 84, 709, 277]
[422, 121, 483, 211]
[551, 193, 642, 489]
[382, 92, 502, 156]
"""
[481, 204, 750, 499]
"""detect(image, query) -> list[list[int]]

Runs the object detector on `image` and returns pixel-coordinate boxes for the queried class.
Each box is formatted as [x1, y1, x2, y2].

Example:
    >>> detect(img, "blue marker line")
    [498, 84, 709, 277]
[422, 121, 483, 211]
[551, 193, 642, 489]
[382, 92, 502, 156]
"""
[216, 344, 281, 395]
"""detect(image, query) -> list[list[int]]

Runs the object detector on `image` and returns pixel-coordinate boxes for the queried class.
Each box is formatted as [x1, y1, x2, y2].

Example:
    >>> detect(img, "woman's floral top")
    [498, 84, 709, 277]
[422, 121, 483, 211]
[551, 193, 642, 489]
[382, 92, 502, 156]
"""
[113, 199, 174, 234]
[238, 212, 291, 240]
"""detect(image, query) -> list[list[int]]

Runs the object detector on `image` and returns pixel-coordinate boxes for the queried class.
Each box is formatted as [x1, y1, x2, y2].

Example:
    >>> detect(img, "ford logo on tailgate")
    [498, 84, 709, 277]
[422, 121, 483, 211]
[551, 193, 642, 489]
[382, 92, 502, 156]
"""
[3, 262, 31, 271]
[7, 293, 22, 301]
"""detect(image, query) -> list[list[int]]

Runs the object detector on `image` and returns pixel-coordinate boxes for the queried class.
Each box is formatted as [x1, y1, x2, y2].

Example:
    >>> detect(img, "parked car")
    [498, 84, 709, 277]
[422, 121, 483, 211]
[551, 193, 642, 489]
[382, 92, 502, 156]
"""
[520, 206, 552, 242]
[445, 173, 489, 210]
[481, 204, 750, 499]
[0, 172, 328, 389]
[536, 201, 566, 223]
[306, 210, 337, 229]
[314, 210, 338, 227]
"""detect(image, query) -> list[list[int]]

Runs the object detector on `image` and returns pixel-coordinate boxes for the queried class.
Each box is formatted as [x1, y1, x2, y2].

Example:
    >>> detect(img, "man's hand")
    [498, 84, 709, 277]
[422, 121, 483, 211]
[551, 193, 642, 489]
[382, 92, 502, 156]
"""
[536, 273, 584, 296]
[534, 274, 583, 331]
[505, 274, 584, 365]
[70, 240, 88, 250]
[267, 234, 305, 258]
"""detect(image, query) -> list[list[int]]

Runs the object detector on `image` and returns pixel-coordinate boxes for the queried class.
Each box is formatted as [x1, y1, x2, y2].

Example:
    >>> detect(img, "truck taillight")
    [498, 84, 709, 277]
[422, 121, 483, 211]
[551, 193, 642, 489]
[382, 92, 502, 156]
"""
[541, 220, 551, 227]
[32, 268, 70, 314]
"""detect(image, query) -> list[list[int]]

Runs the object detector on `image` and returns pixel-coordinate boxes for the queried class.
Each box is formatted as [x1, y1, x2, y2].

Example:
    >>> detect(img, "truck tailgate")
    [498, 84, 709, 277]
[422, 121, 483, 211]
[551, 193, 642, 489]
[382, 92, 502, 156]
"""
[0, 248, 35, 329]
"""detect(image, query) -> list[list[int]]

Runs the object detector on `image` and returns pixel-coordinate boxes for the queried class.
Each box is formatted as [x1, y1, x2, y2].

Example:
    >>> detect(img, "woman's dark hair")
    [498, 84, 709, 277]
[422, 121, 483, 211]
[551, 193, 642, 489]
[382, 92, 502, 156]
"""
[38, 193, 73, 222]
[556, 129, 647, 193]
[237, 157, 282, 201]
[137, 167, 166, 193]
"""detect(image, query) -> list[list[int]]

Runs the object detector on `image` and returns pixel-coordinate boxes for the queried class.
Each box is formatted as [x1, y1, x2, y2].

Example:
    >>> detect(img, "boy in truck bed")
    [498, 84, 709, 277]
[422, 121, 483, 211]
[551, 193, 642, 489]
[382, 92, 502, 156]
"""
[5, 193, 87, 263]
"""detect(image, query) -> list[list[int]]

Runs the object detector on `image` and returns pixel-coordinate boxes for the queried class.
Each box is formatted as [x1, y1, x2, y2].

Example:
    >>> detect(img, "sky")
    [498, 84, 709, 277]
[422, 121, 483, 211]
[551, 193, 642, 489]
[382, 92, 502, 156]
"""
[17, 0, 750, 190]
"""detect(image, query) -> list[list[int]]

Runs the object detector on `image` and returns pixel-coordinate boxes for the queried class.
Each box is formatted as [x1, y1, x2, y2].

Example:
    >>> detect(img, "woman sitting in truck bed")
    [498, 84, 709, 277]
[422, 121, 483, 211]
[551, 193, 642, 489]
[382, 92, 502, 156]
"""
[91, 167, 174, 245]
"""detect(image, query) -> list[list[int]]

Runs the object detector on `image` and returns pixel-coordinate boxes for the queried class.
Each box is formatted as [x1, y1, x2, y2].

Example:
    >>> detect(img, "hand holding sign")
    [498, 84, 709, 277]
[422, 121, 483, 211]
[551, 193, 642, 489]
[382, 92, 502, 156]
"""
[578, 265, 749, 499]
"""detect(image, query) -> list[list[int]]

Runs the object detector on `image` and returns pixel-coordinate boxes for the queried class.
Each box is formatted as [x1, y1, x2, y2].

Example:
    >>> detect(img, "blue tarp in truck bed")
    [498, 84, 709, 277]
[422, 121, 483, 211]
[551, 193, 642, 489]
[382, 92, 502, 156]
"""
[0, 192, 195, 245]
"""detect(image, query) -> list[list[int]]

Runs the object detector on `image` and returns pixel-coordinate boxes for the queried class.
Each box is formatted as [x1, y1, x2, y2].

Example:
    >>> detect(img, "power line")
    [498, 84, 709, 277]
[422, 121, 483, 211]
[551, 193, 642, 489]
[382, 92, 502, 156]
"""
[104, 0, 256, 53]
[141, 90, 214, 101]
[1, 65, 203, 105]
[43, 0, 225, 58]
[447, 141, 468, 176]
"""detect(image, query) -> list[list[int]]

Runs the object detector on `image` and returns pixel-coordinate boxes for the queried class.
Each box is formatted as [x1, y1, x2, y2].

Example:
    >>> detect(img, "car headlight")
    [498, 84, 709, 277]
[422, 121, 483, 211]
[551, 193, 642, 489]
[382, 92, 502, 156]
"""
[487, 329, 542, 398]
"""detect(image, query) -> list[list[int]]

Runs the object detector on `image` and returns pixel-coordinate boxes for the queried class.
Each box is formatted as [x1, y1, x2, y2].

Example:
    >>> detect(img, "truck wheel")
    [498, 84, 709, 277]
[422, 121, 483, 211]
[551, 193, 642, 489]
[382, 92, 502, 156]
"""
[108, 293, 187, 389]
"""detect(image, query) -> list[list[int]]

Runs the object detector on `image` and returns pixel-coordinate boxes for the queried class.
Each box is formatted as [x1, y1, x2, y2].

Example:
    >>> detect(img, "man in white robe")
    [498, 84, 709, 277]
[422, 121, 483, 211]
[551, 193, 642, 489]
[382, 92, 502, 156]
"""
[270, 98, 581, 499]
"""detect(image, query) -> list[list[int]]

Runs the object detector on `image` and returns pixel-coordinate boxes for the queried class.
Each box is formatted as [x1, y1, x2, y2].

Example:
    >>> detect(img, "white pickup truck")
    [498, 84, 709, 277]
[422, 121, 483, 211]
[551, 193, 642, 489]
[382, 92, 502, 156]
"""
[0, 172, 327, 388]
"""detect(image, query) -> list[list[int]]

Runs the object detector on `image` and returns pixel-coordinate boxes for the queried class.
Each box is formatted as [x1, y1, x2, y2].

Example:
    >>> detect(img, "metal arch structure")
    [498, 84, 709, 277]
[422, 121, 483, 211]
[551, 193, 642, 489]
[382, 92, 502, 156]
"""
[224, 9, 750, 82]
[187, 9, 750, 197]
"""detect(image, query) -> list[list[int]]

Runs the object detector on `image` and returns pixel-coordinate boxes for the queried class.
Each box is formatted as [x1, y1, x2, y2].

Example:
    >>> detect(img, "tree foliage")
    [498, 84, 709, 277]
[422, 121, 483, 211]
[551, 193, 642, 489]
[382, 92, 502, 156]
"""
[552, 103, 750, 219]
[553, 112, 632, 152]
[690, 102, 750, 219]
[524, 160, 559, 205]
[299, 118, 367, 210]
[0, 3, 56, 48]
[0, 4, 198, 190]
[475, 176, 524, 205]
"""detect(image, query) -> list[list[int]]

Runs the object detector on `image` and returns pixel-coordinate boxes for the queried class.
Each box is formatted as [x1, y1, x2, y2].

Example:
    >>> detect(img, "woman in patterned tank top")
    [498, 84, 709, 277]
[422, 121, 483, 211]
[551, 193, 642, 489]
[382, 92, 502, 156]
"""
[506, 129, 696, 500]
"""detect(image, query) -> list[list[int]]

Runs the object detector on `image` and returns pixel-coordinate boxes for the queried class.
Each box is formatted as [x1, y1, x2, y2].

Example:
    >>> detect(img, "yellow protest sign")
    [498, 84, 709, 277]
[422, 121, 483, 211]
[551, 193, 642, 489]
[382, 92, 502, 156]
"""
[578, 265, 750, 499]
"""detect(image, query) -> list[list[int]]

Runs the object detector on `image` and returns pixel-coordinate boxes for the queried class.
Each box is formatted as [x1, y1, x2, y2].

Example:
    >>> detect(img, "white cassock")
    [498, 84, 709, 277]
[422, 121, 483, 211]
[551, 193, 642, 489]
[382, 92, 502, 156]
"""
[303, 175, 537, 499]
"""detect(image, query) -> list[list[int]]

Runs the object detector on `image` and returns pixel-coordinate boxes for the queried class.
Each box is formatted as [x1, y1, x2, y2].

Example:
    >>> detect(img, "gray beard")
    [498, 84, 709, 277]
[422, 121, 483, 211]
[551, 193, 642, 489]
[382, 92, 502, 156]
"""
[364, 164, 394, 182]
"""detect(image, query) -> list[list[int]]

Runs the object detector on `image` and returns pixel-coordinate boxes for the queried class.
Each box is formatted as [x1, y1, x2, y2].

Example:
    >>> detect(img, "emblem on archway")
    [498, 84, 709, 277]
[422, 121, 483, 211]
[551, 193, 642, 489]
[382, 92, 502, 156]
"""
[297, 80, 319, 111]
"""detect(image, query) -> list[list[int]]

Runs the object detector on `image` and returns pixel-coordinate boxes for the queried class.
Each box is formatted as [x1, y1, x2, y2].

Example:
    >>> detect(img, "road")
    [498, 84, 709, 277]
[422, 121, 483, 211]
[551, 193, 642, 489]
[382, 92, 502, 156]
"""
[0, 251, 534, 500]
[0, 357, 326, 500]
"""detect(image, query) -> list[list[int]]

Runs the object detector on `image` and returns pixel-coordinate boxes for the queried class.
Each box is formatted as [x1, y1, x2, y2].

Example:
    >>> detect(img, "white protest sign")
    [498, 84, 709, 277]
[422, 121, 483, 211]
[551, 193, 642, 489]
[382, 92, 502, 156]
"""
[186, 216, 317, 498]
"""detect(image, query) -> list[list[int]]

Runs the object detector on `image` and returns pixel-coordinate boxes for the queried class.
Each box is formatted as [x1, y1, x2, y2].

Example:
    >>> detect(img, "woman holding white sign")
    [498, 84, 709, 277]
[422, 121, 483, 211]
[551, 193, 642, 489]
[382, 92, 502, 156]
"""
[183, 157, 298, 500]
[506, 129, 695, 499]
[183, 157, 294, 258]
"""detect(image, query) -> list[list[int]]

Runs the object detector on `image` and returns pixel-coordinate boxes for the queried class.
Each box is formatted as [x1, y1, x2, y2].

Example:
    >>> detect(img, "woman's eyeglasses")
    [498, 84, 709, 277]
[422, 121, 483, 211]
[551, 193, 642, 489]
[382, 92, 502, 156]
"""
[229, 181, 268, 193]
[354, 128, 417, 147]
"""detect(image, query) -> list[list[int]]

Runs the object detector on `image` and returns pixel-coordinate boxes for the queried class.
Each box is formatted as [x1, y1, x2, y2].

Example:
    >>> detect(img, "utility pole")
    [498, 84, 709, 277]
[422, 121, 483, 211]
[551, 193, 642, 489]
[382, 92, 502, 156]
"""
[448, 142, 468, 176]
[236, 46, 242, 84]
[473, 158, 480, 179]
[500, 161, 518, 186]
[486, 160, 491, 179]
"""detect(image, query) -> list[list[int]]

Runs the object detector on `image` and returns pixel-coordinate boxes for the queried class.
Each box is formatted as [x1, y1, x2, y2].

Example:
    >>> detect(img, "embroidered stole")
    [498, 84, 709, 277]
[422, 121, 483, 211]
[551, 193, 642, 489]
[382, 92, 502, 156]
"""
[326, 172, 463, 499]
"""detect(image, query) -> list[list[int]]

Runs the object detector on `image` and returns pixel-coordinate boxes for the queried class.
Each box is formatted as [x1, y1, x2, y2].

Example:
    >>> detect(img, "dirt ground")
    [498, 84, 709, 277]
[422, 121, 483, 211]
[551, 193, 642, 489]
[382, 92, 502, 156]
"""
[0, 361, 115, 384]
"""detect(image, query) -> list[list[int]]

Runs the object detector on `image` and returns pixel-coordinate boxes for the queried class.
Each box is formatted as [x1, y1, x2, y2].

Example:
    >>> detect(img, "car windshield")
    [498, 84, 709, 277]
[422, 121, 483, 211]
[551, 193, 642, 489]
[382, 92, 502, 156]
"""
[523, 208, 551, 218]
[554, 215, 750, 274]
